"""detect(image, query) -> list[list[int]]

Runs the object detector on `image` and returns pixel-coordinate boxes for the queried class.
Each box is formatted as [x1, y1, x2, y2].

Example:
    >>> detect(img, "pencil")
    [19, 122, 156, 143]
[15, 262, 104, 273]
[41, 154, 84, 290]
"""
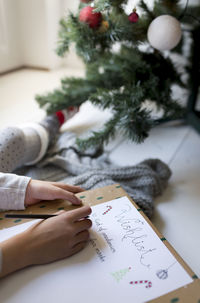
[5, 214, 90, 220]
[5, 214, 56, 220]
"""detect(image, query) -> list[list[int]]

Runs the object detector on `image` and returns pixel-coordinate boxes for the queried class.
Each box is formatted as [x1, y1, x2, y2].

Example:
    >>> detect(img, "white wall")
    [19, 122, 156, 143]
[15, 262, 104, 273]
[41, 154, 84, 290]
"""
[0, 0, 23, 73]
[0, 0, 81, 74]
[18, 0, 64, 70]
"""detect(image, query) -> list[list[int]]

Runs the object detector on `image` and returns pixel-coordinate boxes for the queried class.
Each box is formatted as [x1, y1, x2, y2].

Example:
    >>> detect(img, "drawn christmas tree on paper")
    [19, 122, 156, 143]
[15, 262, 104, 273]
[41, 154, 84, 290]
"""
[111, 267, 131, 282]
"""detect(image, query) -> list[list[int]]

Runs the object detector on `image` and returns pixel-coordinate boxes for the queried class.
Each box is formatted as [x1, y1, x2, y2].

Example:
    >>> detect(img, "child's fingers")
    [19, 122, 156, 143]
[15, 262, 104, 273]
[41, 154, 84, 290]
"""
[72, 230, 90, 245]
[52, 188, 82, 205]
[51, 182, 84, 193]
[75, 219, 92, 233]
[67, 205, 92, 222]
[70, 241, 88, 256]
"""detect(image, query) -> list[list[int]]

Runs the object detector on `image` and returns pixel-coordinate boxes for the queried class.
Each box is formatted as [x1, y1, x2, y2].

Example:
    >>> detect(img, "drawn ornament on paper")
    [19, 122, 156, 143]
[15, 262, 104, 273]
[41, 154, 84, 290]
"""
[156, 261, 177, 280]
[111, 267, 131, 282]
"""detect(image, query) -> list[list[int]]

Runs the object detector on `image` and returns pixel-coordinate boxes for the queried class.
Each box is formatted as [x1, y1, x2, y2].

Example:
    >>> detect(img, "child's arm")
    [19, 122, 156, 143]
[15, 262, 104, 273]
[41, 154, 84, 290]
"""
[0, 173, 31, 210]
[0, 206, 92, 278]
[0, 173, 83, 211]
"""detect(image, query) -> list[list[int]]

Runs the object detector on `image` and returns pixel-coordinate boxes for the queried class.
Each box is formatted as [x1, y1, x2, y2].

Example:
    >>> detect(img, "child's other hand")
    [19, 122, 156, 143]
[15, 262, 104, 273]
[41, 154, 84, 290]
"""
[25, 180, 83, 206]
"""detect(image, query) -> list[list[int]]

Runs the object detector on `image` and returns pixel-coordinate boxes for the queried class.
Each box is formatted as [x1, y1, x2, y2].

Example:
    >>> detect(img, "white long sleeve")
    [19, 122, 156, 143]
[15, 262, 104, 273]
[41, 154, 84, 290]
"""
[0, 173, 31, 211]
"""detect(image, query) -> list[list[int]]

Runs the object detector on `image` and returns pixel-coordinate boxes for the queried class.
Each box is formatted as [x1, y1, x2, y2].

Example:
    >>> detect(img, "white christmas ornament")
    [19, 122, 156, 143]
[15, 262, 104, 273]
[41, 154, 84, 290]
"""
[147, 15, 182, 51]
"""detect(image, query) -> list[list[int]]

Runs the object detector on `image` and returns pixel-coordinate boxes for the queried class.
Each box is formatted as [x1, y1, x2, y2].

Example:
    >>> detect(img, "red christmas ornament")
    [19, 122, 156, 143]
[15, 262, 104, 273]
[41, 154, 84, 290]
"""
[55, 111, 65, 126]
[128, 9, 139, 23]
[79, 6, 102, 29]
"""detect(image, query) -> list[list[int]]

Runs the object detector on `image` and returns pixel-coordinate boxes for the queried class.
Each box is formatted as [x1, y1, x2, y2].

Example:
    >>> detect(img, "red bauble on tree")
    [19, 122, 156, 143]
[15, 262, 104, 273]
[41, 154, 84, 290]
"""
[79, 6, 102, 29]
[128, 9, 139, 23]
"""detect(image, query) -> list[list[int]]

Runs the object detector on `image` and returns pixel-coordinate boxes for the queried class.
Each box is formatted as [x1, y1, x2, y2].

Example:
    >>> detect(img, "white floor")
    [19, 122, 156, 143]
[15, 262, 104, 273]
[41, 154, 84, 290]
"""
[0, 68, 200, 277]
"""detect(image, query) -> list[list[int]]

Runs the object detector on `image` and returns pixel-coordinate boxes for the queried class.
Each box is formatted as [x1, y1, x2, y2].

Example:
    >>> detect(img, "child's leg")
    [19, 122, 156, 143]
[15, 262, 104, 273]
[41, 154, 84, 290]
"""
[0, 126, 41, 172]
[0, 116, 58, 173]
[0, 107, 79, 173]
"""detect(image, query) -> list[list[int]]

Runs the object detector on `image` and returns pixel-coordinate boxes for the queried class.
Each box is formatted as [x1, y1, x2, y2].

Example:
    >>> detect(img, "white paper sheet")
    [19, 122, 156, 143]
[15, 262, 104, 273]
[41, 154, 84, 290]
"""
[0, 197, 193, 303]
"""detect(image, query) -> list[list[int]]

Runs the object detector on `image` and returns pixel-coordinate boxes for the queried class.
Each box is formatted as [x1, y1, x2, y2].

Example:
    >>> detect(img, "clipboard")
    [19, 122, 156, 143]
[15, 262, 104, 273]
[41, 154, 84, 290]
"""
[0, 183, 199, 302]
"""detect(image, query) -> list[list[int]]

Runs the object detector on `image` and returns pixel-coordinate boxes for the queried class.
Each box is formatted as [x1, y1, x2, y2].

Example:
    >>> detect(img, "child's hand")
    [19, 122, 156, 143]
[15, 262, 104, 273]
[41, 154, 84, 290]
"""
[25, 206, 92, 265]
[0, 206, 92, 277]
[25, 180, 83, 206]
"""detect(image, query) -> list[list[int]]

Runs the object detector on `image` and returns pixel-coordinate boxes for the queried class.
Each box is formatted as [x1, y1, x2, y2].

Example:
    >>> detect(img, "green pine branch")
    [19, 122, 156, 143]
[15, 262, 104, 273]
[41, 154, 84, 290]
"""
[153, 0, 182, 17]
[139, 0, 155, 20]
[94, 0, 129, 12]
[36, 78, 97, 114]
[76, 112, 121, 149]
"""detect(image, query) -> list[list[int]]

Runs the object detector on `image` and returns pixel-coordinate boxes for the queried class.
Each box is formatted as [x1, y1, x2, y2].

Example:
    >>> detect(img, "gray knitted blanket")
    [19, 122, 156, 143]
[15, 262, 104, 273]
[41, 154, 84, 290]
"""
[16, 132, 171, 218]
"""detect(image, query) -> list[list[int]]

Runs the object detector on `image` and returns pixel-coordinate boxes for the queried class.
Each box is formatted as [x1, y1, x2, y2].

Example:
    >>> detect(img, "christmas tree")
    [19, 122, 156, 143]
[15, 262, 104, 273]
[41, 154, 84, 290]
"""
[111, 267, 131, 282]
[36, 0, 200, 150]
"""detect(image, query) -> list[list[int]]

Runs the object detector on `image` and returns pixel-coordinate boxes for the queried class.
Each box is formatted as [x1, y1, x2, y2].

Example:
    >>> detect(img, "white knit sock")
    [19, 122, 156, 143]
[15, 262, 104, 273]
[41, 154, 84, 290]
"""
[20, 123, 49, 165]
